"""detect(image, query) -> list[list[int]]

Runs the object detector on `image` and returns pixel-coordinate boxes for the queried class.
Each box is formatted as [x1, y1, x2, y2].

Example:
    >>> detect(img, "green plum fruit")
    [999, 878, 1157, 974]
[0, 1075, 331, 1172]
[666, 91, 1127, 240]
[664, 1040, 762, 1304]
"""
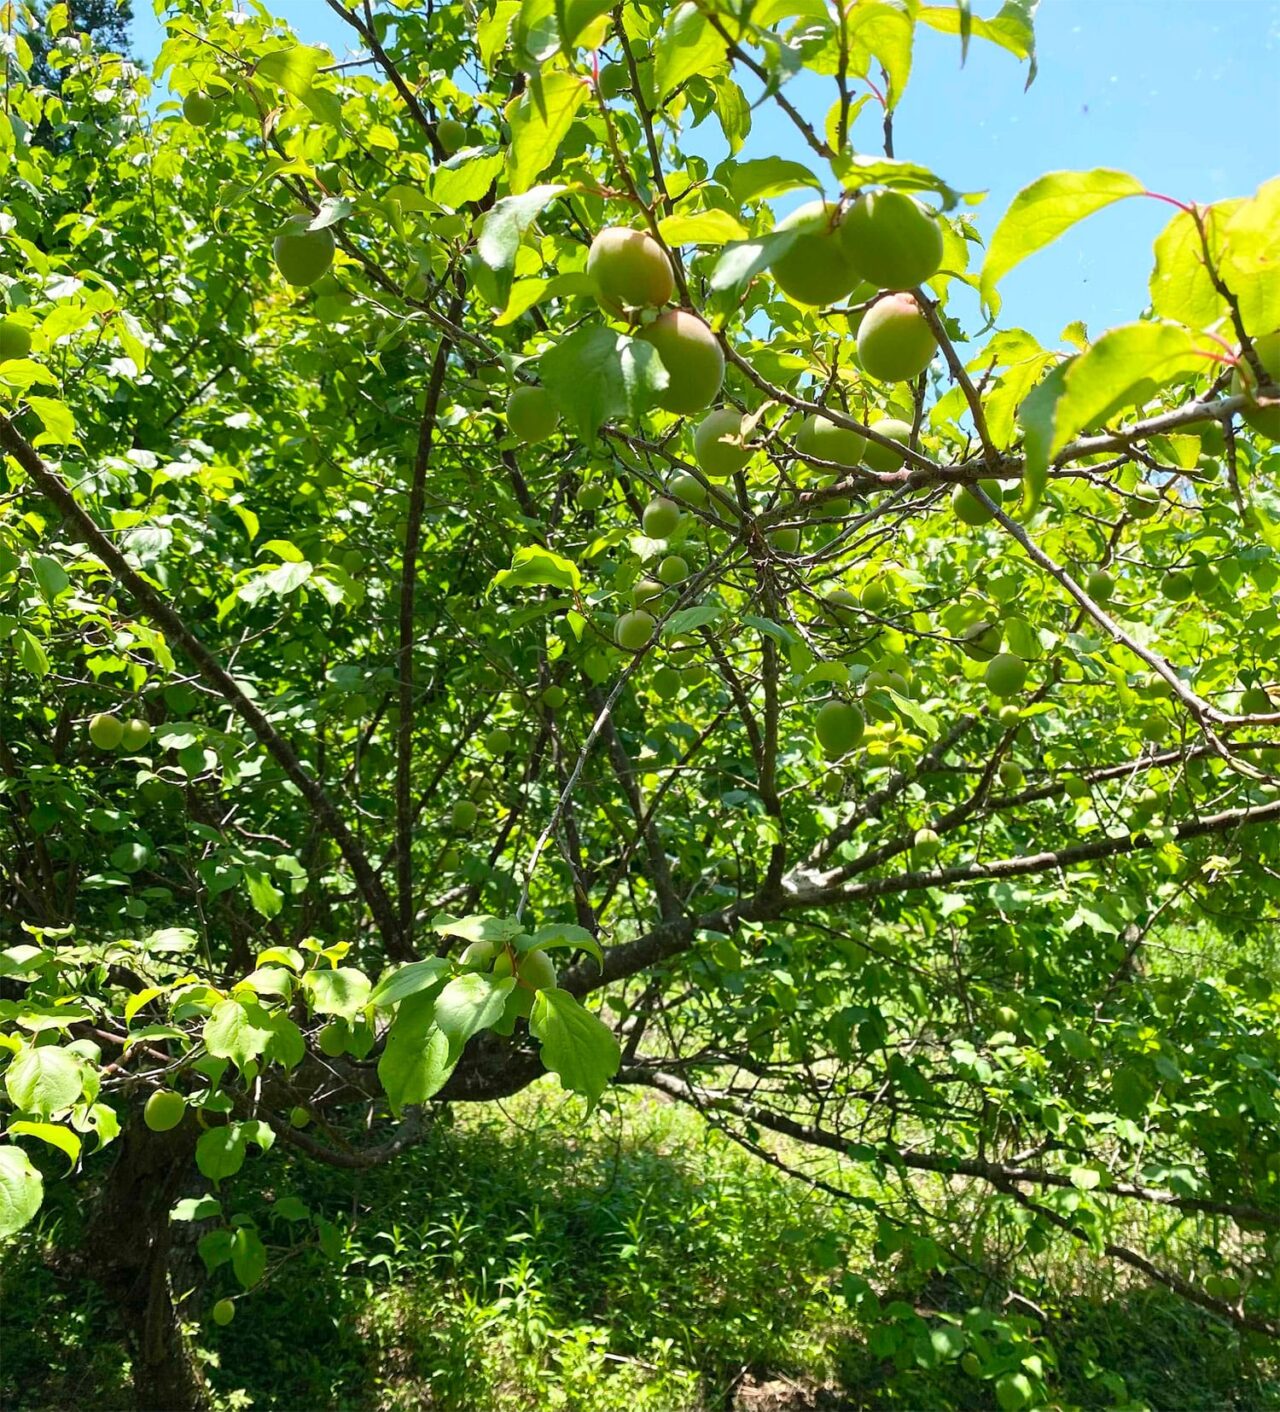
[1086, 569, 1114, 602]
[985, 653, 1027, 698]
[862, 417, 914, 472]
[952, 480, 1003, 526]
[0, 318, 32, 362]
[960, 620, 1002, 661]
[484, 728, 512, 755]
[450, 799, 479, 831]
[1162, 570, 1193, 601]
[1129, 483, 1162, 518]
[796, 413, 866, 469]
[669, 470, 708, 505]
[540, 685, 567, 710]
[840, 190, 944, 291]
[769, 525, 800, 554]
[1063, 773, 1090, 799]
[273, 219, 335, 287]
[459, 939, 496, 968]
[120, 718, 152, 752]
[289, 1106, 311, 1128]
[615, 609, 656, 650]
[823, 586, 860, 623]
[317, 1021, 348, 1056]
[1241, 686, 1273, 714]
[89, 713, 125, 751]
[637, 311, 724, 414]
[577, 483, 606, 511]
[212, 1299, 236, 1327]
[507, 385, 559, 443]
[911, 827, 941, 866]
[652, 665, 682, 700]
[588, 226, 675, 314]
[632, 577, 664, 609]
[815, 700, 865, 758]
[769, 201, 860, 307]
[642, 496, 681, 538]
[144, 1090, 187, 1132]
[856, 293, 937, 382]
[658, 554, 688, 585]
[1231, 330, 1280, 439]
[693, 408, 750, 477]
[437, 117, 467, 154]
[998, 760, 1024, 789]
[861, 580, 893, 614]
[518, 949, 557, 990]
[182, 92, 219, 126]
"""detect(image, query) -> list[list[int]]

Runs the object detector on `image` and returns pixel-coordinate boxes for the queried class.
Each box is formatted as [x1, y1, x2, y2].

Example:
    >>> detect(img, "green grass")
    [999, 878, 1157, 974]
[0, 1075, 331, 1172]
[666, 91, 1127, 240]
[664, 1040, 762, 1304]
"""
[3, 1082, 1274, 1411]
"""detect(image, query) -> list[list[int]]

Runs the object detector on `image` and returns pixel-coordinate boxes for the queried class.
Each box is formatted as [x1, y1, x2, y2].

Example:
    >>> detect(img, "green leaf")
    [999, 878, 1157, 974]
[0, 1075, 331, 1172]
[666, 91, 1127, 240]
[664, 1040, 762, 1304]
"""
[433, 973, 516, 1058]
[657, 209, 749, 246]
[369, 958, 450, 1009]
[5, 1046, 83, 1117]
[557, 0, 612, 47]
[7, 1120, 80, 1171]
[432, 913, 525, 944]
[432, 150, 504, 209]
[171, 1195, 222, 1222]
[523, 922, 604, 968]
[26, 396, 76, 445]
[540, 326, 669, 440]
[32, 554, 69, 601]
[654, 2, 725, 100]
[492, 545, 582, 594]
[1017, 359, 1069, 510]
[203, 999, 276, 1073]
[231, 1226, 267, 1288]
[306, 967, 372, 1020]
[846, 3, 913, 111]
[720, 157, 823, 205]
[529, 988, 620, 1107]
[1149, 204, 1232, 331]
[919, 0, 1038, 85]
[256, 45, 327, 99]
[981, 169, 1144, 306]
[473, 184, 568, 309]
[710, 232, 799, 301]
[15, 629, 49, 679]
[507, 71, 589, 194]
[195, 1121, 274, 1183]
[378, 1019, 454, 1112]
[0, 1147, 43, 1238]
[244, 869, 283, 919]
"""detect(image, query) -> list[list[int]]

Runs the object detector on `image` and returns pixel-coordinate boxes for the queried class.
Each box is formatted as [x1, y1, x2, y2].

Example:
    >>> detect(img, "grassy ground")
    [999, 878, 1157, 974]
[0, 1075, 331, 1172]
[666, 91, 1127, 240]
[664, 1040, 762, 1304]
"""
[3, 1081, 1274, 1412]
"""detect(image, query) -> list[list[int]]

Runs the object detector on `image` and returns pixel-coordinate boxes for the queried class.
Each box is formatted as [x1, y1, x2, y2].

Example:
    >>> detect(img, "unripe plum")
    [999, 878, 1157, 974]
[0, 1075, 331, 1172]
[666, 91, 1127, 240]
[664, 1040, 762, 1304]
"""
[862, 417, 914, 472]
[856, 293, 937, 383]
[769, 201, 860, 307]
[637, 311, 724, 414]
[951, 480, 1004, 526]
[450, 799, 478, 831]
[796, 413, 866, 469]
[273, 220, 335, 287]
[815, 700, 865, 758]
[588, 227, 675, 314]
[144, 1090, 187, 1132]
[507, 385, 559, 443]
[182, 92, 219, 127]
[0, 318, 31, 362]
[669, 470, 708, 506]
[693, 408, 750, 477]
[1086, 569, 1114, 602]
[840, 190, 944, 291]
[89, 713, 124, 751]
[985, 653, 1027, 698]
[615, 610, 656, 651]
[657, 554, 688, 585]
[120, 717, 152, 752]
[642, 496, 681, 538]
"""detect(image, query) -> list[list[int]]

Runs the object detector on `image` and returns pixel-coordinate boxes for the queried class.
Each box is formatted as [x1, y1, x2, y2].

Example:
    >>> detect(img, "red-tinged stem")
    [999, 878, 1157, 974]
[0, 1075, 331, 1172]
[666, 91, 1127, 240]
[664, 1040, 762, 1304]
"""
[1142, 189, 1193, 213]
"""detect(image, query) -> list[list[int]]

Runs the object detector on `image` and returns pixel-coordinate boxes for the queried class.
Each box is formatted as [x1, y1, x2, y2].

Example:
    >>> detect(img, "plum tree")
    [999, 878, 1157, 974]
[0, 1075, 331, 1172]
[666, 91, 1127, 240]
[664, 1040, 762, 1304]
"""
[88, 713, 124, 751]
[615, 610, 656, 650]
[273, 219, 335, 287]
[862, 417, 914, 472]
[1232, 330, 1280, 439]
[856, 293, 937, 382]
[143, 1090, 186, 1132]
[587, 227, 675, 314]
[985, 653, 1028, 698]
[952, 480, 1004, 526]
[815, 700, 865, 757]
[769, 201, 860, 307]
[120, 718, 152, 751]
[182, 92, 218, 126]
[795, 414, 866, 469]
[642, 496, 681, 538]
[0, 318, 32, 362]
[840, 190, 944, 290]
[693, 407, 750, 477]
[506, 386, 559, 443]
[637, 310, 724, 414]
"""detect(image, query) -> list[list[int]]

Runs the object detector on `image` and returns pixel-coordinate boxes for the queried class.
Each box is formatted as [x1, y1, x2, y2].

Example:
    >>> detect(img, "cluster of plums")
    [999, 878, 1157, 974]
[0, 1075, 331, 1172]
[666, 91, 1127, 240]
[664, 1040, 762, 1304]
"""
[87, 712, 152, 753]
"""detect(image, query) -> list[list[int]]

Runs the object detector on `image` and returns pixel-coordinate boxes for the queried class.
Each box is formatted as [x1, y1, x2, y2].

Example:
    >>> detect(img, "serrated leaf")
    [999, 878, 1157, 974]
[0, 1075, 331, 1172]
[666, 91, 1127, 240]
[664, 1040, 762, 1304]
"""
[540, 326, 669, 439]
[203, 999, 275, 1072]
[7, 1120, 80, 1171]
[256, 44, 327, 99]
[472, 184, 567, 308]
[433, 973, 516, 1058]
[981, 169, 1144, 306]
[529, 988, 620, 1107]
[507, 70, 589, 194]
[492, 545, 582, 593]
[5, 1046, 83, 1117]
[0, 1147, 43, 1238]
[306, 967, 371, 1020]
[369, 957, 450, 1009]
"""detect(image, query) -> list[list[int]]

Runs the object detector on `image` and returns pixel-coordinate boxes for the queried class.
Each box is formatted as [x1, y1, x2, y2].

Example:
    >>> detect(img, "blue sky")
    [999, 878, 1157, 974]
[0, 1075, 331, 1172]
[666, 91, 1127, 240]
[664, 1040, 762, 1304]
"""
[135, 1, 1280, 345]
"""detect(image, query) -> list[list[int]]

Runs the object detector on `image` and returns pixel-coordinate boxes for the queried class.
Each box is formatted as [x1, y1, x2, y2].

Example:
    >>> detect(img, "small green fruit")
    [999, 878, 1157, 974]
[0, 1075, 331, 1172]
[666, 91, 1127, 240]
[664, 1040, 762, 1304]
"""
[540, 685, 567, 710]
[823, 587, 860, 624]
[669, 470, 708, 505]
[1140, 712, 1168, 742]
[631, 577, 664, 609]
[658, 554, 688, 585]
[769, 200, 860, 307]
[642, 496, 681, 538]
[577, 483, 606, 511]
[985, 653, 1027, 698]
[1241, 686, 1273, 715]
[212, 1299, 236, 1327]
[693, 408, 750, 477]
[796, 413, 866, 470]
[437, 117, 467, 154]
[1129, 483, 1161, 518]
[484, 728, 512, 755]
[651, 665, 682, 700]
[317, 1022, 347, 1057]
[273, 219, 335, 287]
[769, 525, 800, 554]
[911, 827, 941, 866]
[1231, 330, 1280, 440]
[120, 717, 152, 752]
[289, 1106, 311, 1128]
[451, 799, 479, 831]
[951, 480, 1003, 526]
[588, 226, 675, 314]
[615, 610, 656, 651]
[89, 713, 125, 751]
[459, 939, 496, 969]
[0, 318, 32, 362]
[862, 417, 914, 472]
[998, 760, 1024, 790]
[518, 949, 557, 991]
[861, 580, 892, 614]
[856, 293, 937, 383]
[1162, 570, 1193, 601]
[182, 92, 219, 126]
[1063, 773, 1089, 799]
[840, 190, 944, 291]
[506, 386, 559, 443]
[637, 310, 724, 415]
[815, 700, 865, 758]
[960, 620, 1002, 661]
[1086, 569, 1114, 602]
[144, 1090, 187, 1132]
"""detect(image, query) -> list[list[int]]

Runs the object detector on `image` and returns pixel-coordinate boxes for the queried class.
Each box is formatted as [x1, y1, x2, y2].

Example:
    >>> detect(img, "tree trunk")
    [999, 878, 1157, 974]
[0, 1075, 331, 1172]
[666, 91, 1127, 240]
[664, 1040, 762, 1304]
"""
[81, 1116, 210, 1411]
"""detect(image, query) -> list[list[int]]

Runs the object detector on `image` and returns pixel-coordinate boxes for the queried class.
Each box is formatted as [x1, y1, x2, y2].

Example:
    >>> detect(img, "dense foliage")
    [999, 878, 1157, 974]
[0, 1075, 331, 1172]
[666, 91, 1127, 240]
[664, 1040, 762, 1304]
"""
[1, 0, 1277, 1406]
